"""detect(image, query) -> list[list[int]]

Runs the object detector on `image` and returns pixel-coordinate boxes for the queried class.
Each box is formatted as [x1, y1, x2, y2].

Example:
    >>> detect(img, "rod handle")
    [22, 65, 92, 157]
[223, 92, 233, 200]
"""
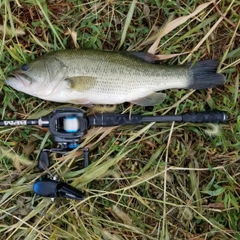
[182, 111, 228, 123]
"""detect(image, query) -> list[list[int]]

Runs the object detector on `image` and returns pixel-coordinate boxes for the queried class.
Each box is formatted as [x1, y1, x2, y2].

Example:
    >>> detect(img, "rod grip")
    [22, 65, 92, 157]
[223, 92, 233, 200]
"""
[88, 114, 143, 126]
[182, 111, 228, 123]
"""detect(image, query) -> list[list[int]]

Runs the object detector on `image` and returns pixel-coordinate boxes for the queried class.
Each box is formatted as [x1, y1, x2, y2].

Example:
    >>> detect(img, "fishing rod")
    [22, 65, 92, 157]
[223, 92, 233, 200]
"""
[1, 107, 228, 155]
[1, 107, 228, 164]
[1, 107, 228, 141]
[1, 107, 228, 200]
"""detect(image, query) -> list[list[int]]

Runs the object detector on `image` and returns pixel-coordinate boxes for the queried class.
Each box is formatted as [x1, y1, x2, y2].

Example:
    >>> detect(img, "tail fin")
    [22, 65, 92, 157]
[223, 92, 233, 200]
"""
[187, 60, 226, 89]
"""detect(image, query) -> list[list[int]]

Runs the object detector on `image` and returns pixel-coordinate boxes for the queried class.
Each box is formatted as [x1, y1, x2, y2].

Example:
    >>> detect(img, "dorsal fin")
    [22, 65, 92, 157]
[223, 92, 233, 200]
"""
[121, 51, 157, 63]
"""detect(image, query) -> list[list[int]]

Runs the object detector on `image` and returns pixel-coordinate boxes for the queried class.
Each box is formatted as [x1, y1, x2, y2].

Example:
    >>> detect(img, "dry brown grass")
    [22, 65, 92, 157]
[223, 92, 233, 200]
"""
[0, 0, 240, 239]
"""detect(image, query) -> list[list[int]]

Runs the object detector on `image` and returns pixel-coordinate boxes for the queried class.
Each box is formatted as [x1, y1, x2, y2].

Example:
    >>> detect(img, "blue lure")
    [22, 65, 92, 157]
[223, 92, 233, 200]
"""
[33, 178, 84, 200]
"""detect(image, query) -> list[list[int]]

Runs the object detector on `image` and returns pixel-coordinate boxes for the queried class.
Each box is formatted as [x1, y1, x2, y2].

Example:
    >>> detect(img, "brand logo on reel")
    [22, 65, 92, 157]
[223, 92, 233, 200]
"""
[4, 120, 27, 126]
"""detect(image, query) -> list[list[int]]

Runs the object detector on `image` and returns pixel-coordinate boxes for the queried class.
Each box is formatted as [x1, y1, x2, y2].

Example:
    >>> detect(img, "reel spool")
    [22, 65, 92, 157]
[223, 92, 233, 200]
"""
[48, 108, 88, 150]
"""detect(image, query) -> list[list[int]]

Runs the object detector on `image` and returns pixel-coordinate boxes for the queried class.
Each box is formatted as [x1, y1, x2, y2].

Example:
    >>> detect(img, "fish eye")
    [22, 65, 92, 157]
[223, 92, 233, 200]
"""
[21, 64, 30, 71]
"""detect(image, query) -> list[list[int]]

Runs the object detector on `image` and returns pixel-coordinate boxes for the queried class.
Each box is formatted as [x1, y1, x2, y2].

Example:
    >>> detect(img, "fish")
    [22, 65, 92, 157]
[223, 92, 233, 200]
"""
[5, 49, 226, 106]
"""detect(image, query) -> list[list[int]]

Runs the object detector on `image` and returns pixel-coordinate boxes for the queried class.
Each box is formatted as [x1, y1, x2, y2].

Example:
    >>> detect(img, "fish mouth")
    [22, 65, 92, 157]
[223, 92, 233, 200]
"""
[6, 73, 32, 88]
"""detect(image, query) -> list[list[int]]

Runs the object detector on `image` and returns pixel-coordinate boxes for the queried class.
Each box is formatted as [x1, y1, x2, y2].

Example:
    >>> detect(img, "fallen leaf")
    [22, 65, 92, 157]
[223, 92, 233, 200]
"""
[118, 0, 137, 49]
[111, 205, 133, 225]
[154, 51, 190, 60]
[148, 1, 215, 55]
[0, 25, 25, 36]
[207, 202, 225, 209]
[65, 28, 79, 49]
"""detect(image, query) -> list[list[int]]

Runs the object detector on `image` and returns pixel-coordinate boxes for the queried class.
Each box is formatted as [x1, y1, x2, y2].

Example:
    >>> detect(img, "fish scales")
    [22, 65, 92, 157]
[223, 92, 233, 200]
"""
[50, 50, 188, 93]
[5, 49, 226, 106]
[39, 50, 189, 102]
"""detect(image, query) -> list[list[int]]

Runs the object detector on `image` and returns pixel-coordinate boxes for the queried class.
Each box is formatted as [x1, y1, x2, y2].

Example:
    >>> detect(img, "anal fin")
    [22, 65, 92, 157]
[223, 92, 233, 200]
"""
[131, 92, 166, 106]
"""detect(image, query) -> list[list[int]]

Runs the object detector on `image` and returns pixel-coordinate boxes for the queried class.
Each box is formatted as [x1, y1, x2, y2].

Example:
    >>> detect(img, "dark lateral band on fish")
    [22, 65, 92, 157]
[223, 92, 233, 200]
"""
[5, 49, 226, 106]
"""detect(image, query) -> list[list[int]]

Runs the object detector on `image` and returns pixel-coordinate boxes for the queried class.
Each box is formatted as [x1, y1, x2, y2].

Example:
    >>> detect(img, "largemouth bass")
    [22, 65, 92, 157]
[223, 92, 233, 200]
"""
[6, 49, 225, 106]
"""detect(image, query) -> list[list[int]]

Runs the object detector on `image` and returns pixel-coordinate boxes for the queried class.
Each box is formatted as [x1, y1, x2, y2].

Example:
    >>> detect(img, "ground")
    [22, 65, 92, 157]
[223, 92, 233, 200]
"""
[0, 0, 240, 239]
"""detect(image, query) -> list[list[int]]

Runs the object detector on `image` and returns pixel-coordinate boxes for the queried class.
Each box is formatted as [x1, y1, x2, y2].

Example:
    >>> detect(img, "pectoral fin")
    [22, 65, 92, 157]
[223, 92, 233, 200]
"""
[131, 92, 166, 106]
[66, 76, 96, 91]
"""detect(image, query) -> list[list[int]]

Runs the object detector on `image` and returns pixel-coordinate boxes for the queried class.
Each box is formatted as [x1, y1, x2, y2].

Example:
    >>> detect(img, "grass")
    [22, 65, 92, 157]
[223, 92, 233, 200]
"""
[0, 0, 240, 239]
